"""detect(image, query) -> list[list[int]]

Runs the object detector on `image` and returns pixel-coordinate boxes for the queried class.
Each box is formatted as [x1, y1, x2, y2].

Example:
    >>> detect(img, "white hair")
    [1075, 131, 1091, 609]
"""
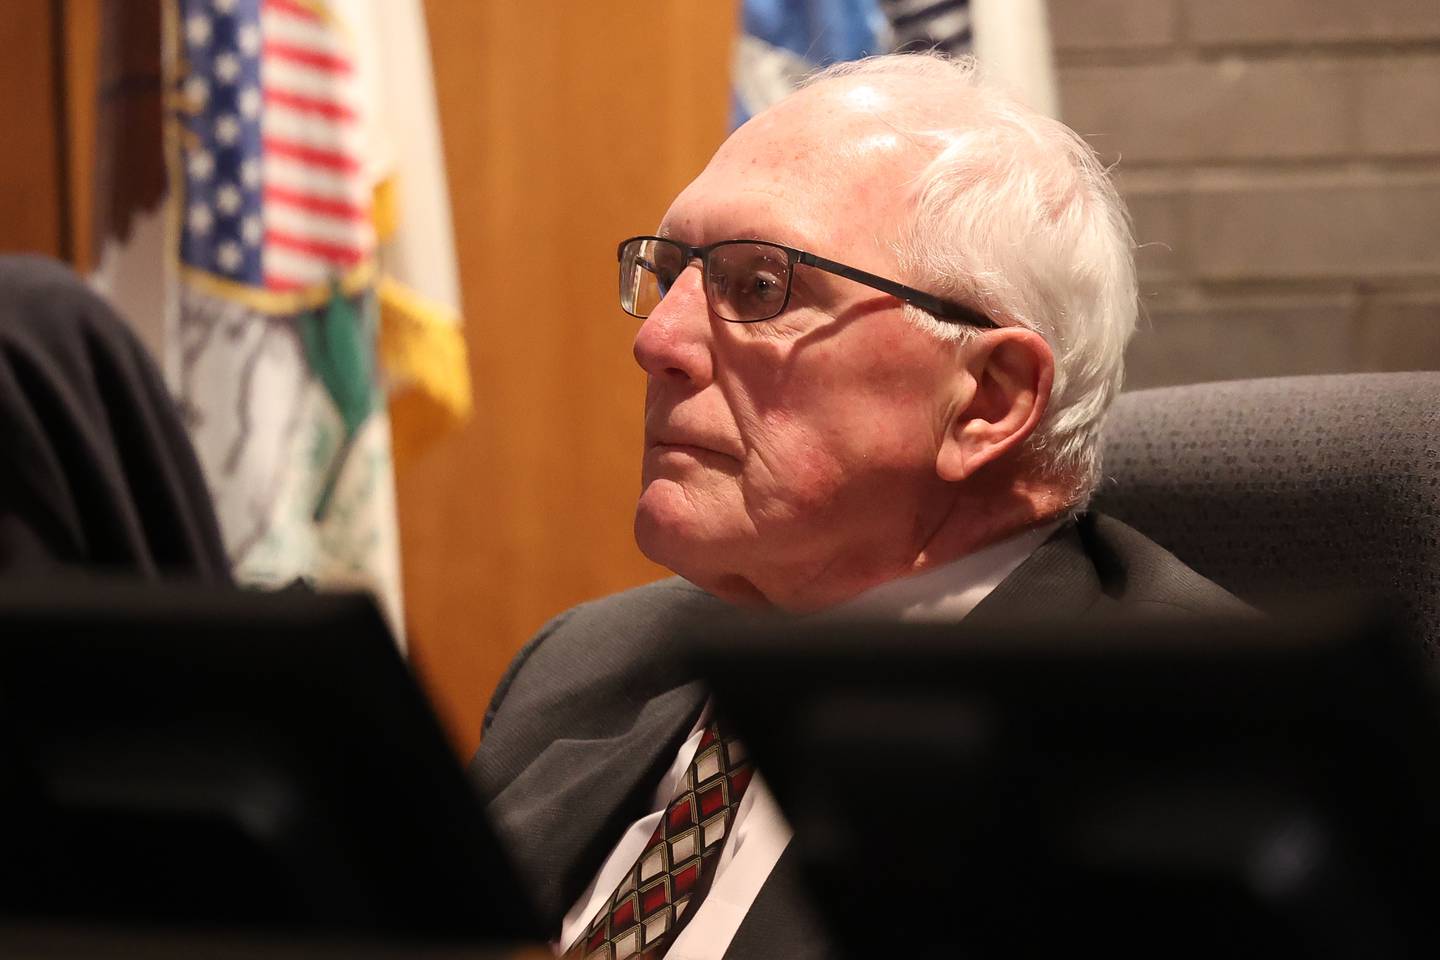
[804, 53, 1137, 507]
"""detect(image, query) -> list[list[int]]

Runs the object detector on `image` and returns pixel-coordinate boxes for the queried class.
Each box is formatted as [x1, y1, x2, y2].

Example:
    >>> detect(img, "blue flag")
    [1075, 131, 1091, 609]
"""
[732, 0, 889, 128]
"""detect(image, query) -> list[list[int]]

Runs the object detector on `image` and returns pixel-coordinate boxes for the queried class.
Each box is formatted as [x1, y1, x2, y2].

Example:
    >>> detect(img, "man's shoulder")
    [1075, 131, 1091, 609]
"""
[979, 511, 1253, 623]
[482, 577, 725, 738]
[556, 576, 723, 629]
[1077, 511, 1255, 618]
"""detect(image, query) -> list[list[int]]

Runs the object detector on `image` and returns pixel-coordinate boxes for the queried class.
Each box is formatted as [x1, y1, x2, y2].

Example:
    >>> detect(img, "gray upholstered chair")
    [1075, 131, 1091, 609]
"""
[1096, 372, 1440, 654]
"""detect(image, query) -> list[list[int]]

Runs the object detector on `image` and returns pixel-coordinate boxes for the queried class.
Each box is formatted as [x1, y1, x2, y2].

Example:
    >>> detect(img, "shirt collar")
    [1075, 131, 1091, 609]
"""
[824, 520, 1064, 624]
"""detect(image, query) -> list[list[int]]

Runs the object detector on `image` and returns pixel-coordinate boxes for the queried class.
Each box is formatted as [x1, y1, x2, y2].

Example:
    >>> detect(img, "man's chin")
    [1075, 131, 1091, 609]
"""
[634, 490, 789, 608]
[634, 514, 768, 607]
[635, 486, 725, 579]
[634, 500, 697, 573]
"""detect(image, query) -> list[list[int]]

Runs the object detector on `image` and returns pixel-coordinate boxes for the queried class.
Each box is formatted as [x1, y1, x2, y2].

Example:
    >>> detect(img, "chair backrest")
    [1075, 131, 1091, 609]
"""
[1096, 372, 1440, 654]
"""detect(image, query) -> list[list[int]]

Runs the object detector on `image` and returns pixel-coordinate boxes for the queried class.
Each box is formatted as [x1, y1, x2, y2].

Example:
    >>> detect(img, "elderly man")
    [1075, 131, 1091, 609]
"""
[472, 54, 1243, 959]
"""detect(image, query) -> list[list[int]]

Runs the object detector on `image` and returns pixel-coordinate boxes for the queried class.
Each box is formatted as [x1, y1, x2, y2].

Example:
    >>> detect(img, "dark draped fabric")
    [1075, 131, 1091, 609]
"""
[0, 255, 229, 582]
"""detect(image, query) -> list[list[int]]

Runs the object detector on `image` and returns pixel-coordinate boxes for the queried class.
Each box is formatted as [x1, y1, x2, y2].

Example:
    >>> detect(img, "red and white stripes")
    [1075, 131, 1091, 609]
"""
[259, 0, 373, 293]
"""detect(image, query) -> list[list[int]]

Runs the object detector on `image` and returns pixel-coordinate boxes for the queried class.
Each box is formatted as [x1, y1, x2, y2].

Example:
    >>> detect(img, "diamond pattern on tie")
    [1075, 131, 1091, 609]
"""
[564, 722, 754, 960]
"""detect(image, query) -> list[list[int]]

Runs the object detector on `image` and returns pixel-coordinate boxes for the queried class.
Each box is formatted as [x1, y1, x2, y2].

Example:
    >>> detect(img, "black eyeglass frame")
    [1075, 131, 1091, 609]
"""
[617, 235, 998, 328]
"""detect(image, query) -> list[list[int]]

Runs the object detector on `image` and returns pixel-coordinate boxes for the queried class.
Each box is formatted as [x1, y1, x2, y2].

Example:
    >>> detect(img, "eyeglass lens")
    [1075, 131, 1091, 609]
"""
[619, 238, 684, 318]
[619, 238, 794, 323]
[706, 242, 791, 322]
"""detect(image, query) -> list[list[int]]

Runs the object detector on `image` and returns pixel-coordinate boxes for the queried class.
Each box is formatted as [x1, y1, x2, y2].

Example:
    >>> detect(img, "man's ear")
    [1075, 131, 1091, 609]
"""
[936, 328, 1054, 483]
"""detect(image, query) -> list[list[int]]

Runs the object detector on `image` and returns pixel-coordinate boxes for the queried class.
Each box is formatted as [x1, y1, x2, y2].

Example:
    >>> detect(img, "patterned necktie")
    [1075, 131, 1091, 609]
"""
[563, 721, 754, 960]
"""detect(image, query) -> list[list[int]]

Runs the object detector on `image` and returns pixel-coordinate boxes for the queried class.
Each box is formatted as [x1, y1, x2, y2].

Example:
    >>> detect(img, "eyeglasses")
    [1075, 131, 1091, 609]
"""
[617, 235, 997, 328]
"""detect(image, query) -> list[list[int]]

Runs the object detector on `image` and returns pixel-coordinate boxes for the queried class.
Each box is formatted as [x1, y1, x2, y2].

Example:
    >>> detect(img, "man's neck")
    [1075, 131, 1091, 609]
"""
[908, 476, 1071, 576]
[824, 518, 1064, 622]
[717, 476, 1073, 613]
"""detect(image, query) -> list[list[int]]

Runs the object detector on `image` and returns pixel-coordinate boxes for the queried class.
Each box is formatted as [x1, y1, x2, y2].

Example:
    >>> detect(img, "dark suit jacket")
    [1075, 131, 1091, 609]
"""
[469, 513, 1252, 959]
[0, 255, 230, 580]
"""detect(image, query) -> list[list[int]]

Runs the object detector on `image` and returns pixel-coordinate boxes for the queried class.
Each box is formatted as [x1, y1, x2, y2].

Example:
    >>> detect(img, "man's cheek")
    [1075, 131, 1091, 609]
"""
[743, 443, 847, 524]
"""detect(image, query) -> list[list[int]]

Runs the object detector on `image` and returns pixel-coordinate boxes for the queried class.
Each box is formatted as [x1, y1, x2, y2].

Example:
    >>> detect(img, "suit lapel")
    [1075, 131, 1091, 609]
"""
[486, 679, 709, 926]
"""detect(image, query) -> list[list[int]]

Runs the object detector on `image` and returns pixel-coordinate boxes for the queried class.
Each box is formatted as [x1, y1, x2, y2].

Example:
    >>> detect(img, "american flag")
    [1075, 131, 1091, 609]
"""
[86, 0, 454, 639]
[177, 0, 373, 298]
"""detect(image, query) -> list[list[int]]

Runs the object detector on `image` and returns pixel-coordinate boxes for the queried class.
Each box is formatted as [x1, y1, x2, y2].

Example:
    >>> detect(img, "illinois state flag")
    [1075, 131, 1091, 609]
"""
[93, 0, 469, 642]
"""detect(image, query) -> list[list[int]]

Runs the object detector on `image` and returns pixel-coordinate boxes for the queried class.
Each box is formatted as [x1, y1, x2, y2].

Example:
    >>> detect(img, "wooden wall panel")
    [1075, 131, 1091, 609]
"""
[402, 2, 739, 757]
[0, 0, 64, 259]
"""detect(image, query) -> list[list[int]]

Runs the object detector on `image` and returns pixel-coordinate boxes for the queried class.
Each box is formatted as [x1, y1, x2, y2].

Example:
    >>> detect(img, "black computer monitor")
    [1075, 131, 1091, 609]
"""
[0, 579, 540, 942]
[695, 608, 1440, 957]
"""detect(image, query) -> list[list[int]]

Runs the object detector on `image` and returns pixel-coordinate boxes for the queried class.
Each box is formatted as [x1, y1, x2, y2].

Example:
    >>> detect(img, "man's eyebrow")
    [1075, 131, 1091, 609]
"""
[733, 230, 775, 244]
[651, 227, 819, 250]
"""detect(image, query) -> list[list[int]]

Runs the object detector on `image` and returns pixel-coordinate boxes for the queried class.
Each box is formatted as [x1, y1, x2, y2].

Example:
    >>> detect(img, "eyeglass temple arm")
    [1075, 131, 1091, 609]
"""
[795, 251, 998, 329]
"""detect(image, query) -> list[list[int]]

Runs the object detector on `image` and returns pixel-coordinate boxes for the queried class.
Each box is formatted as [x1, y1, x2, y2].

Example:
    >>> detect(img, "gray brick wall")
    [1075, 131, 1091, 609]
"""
[1051, 0, 1440, 390]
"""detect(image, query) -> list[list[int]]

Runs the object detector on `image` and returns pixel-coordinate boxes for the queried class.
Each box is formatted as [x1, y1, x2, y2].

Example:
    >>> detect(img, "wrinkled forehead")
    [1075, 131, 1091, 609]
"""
[659, 82, 931, 264]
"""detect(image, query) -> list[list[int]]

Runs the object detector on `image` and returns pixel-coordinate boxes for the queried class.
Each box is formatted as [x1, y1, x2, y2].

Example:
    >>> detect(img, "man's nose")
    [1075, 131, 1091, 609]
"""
[632, 265, 714, 387]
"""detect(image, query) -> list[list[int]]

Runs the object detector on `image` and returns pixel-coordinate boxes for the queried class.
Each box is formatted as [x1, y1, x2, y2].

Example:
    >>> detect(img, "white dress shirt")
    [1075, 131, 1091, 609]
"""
[557, 521, 1062, 959]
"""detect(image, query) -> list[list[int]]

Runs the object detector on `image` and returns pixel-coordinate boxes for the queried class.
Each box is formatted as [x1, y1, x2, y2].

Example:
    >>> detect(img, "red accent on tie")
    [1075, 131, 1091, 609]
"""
[672, 861, 700, 899]
[640, 882, 669, 918]
[697, 783, 725, 818]
[668, 796, 695, 830]
[611, 896, 636, 930]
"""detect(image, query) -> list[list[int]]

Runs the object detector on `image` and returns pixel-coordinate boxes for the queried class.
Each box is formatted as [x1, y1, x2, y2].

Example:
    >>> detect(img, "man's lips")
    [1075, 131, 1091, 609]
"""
[643, 406, 742, 461]
[646, 435, 741, 461]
